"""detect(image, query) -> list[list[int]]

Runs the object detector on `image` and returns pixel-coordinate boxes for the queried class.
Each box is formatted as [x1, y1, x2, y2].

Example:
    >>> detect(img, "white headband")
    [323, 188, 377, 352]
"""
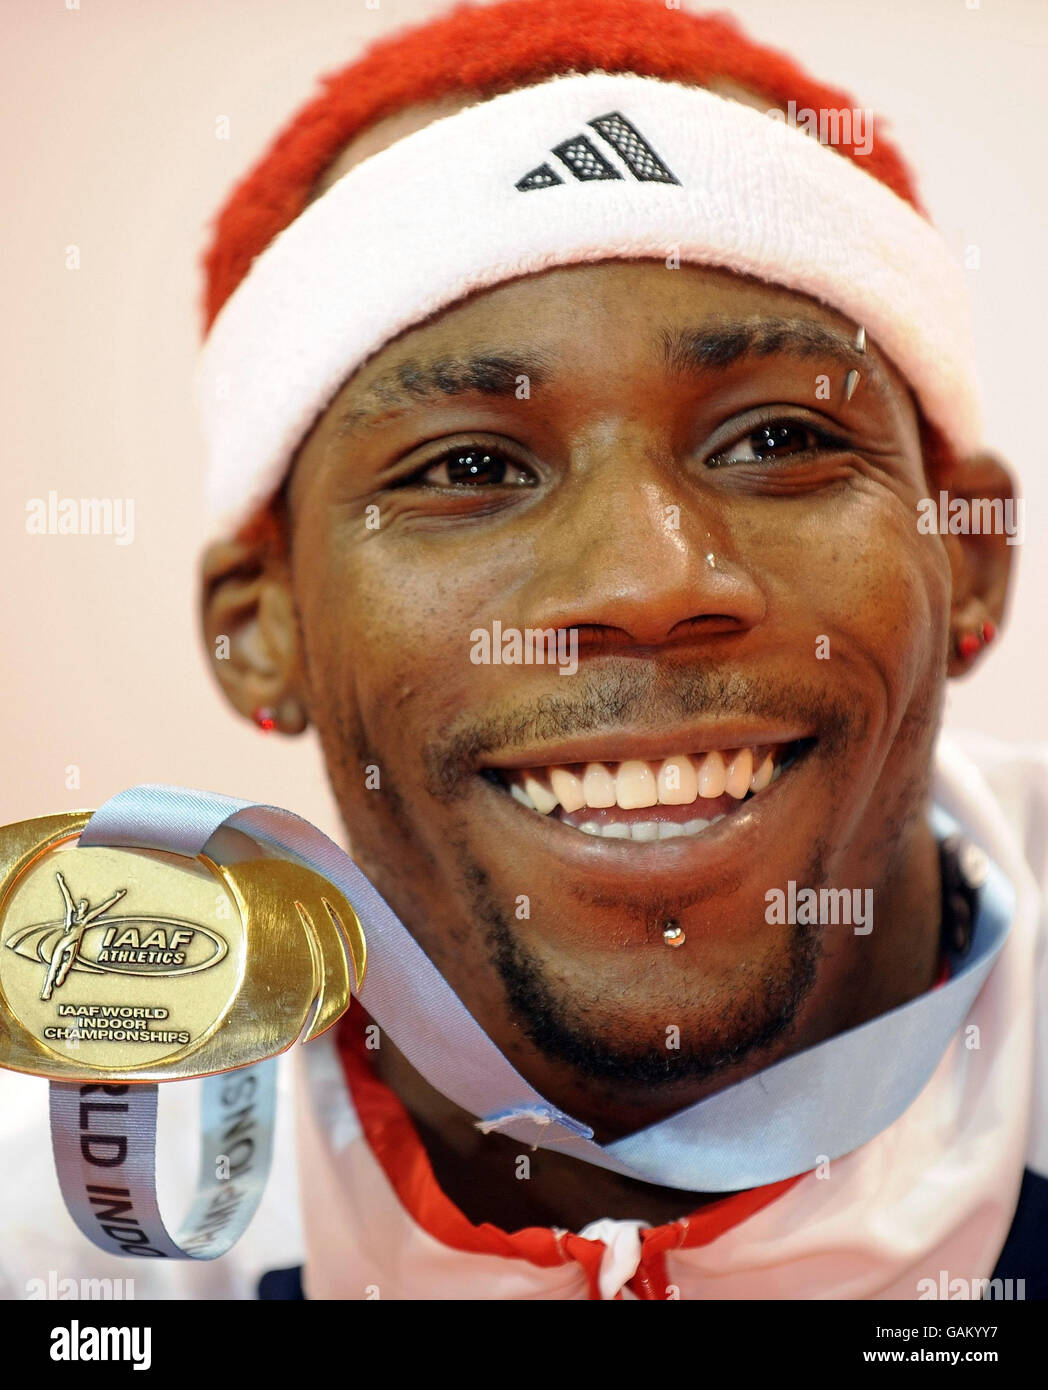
[198, 71, 981, 535]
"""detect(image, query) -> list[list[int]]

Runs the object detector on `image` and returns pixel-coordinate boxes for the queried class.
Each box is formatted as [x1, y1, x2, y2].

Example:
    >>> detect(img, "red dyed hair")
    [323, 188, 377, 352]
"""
[201, 0, 924, 335]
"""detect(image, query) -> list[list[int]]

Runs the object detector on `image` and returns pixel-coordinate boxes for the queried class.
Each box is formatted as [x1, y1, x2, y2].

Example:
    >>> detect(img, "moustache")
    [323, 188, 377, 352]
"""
[423, 664, 864, 799]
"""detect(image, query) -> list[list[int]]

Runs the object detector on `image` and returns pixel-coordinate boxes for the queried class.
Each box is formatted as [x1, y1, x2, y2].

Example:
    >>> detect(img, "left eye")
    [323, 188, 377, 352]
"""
[707, 420, 833, 468]
[416, 446, 534, 488]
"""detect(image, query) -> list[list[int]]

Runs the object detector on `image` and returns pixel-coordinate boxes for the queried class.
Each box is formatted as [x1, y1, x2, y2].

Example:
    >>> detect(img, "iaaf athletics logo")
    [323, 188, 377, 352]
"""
[4, 870, 228, 999]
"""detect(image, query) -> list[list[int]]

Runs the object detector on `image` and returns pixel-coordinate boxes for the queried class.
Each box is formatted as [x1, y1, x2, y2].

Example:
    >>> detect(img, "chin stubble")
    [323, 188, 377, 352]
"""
[462, 843, 827, 1090]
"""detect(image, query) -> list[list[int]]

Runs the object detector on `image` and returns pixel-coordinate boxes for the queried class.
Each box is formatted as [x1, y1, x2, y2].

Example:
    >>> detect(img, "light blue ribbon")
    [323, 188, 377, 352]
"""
[70, 784, 1010, 1194]
[50, 1061, 277, 1260]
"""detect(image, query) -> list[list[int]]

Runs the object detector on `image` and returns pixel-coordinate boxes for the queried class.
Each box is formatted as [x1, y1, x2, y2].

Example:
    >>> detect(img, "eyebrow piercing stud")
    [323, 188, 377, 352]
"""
[844, 368, 861, 401]
[662, 921, 686, 948]
[854, 325, 866, 353]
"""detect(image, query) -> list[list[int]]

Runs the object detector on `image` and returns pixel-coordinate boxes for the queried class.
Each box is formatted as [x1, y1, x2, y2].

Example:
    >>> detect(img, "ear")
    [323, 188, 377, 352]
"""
[199, 535, 310, 732]
[940, 452, 1019, 678]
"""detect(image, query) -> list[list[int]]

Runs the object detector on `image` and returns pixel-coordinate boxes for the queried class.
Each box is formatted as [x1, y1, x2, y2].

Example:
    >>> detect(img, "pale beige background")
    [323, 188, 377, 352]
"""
[1, 0, 1045, 837]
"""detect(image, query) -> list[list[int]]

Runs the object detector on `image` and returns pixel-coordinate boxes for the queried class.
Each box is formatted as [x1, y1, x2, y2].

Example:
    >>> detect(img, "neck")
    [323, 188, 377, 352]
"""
[370, 1029, 726, 1227]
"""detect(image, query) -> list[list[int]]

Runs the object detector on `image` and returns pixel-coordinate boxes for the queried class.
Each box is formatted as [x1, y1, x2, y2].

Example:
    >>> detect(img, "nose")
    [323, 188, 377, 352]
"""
[518, 436, 767, 651]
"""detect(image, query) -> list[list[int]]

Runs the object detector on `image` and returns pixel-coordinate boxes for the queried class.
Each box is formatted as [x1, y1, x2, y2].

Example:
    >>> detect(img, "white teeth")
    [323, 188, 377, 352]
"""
[571, 815, 724, 841]
[577, 820, 629, 839]
[522, 773, 558, 815]
[725, 747, 754, 799]
[549, 767, 586, 814]
[615, 760, 658, 810]
[658, 821, 688, 839]
[657, 755, 699, 805]
[750, 752, 775, 793]
[582, 762, 617, 808]
[501, 743, 793, 819]
[697, 750, 727, 798]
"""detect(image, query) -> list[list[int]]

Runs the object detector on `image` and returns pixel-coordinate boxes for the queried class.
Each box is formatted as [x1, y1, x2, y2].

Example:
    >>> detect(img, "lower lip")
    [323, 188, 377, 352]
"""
[476, 746, 812, 885]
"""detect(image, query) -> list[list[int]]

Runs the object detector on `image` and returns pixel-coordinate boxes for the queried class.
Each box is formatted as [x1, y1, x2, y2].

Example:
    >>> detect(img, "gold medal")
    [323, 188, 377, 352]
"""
[0, 811, 366, 1082]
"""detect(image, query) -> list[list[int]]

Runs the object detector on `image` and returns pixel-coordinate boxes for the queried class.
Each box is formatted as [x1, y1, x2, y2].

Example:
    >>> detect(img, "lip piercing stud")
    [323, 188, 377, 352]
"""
[662, 921, 686, 948]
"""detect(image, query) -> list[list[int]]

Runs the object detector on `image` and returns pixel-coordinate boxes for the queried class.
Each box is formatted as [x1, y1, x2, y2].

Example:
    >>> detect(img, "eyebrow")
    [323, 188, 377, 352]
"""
[331, 350, 556, 438]
[659, 316, 891, 399]
[331, 316, 892, 439]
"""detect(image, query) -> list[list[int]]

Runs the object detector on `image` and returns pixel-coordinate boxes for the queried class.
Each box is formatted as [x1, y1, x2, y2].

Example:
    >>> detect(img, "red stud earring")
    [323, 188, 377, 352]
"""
[253, 706, 276, 732]
[956, 621, 996, 662]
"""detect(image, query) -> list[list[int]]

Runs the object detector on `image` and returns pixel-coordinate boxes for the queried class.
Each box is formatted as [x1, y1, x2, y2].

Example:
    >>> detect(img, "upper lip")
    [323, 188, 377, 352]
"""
[477, 724, 814, 771]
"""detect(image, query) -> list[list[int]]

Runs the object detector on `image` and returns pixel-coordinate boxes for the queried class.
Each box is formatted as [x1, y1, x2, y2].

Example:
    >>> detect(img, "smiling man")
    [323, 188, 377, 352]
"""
[195, 0, 1045, 1299]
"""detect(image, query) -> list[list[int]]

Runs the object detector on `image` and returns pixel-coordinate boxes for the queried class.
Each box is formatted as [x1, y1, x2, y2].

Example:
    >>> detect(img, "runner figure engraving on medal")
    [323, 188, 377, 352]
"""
[40, 871, 127, 1000]
[9, 869, 230, 994]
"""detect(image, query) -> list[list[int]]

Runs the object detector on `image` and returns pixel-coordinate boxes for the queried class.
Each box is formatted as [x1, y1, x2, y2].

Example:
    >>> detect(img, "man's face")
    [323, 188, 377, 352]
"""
[281, 257, 949, 1119]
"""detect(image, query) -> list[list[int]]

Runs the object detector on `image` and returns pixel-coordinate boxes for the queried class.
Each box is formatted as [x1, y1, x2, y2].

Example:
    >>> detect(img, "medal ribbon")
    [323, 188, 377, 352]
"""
[49, 1062, 277, 1260]
[47, 782, 1012, 1257]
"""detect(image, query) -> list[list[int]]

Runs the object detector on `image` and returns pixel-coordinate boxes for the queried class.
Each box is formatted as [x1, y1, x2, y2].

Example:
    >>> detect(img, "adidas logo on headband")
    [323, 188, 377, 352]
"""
[515, 110, 680, 191]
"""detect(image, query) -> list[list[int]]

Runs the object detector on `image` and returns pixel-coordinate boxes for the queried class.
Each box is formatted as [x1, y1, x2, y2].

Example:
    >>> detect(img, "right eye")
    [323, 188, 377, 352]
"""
[409, 444, 536, 489]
